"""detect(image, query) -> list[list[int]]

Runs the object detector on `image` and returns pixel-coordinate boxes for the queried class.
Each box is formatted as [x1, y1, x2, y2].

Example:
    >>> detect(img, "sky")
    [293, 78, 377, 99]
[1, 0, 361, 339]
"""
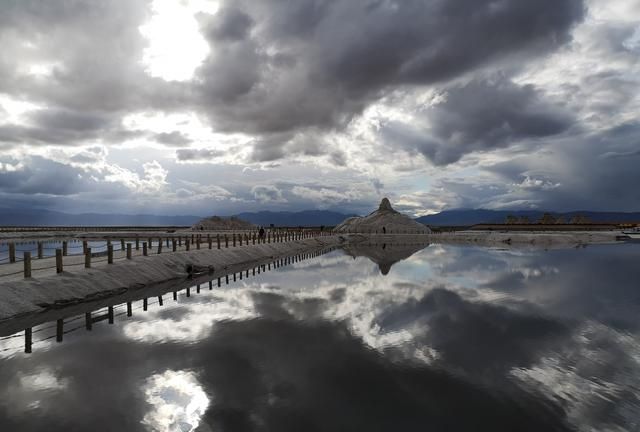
[0, 0, 639, 217]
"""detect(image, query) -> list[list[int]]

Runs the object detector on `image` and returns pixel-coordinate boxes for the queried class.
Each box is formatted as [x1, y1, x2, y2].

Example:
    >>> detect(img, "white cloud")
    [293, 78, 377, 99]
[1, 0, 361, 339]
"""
[252, 185, 287, 203]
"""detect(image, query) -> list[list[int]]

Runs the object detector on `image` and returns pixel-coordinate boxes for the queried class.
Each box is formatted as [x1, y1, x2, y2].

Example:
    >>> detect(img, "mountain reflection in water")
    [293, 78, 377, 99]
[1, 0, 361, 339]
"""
[1, 242, 639, 432]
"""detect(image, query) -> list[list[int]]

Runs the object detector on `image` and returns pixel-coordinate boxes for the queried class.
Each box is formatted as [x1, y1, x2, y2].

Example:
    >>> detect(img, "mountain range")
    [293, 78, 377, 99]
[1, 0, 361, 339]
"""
[0, 208, 357, 227]
[416, 209, 640, 226]
[1, 207, 639, 227]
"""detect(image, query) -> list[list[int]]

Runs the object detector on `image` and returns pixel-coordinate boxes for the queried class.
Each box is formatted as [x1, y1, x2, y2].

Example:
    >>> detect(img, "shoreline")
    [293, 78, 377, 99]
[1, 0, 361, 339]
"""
[427, 230, 625, 247]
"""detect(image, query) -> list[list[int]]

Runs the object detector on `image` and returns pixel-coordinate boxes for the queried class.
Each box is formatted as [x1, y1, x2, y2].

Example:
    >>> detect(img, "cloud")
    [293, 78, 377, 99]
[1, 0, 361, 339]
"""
[153, 131, 192, 147]
[380, 78, 574, 165]
[176, 148, 225, 162]
[251, 185, 287, 203]
[0, 0, 637, 216]
[196, 0, 584, 135]
[484, 122, 640, 211]
[188, 0, 585, 162]
[291, 186, 356, 206]
[0, 156, 89, 196]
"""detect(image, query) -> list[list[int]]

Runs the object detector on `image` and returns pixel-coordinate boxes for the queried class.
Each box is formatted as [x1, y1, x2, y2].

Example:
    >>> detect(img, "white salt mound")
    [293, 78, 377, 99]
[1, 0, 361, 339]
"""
[333, 198, 431, 234]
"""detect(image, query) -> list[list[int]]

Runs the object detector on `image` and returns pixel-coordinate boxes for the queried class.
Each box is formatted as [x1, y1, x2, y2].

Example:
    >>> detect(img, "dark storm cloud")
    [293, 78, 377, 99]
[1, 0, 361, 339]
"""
[381, 78, 574, 165]
[0, 108, 141, 146]
[0, 156, 88, 195]
[486, 122, 640, 211]
[196, 0, 585, 137]
[0, 0, 191, 139]
[205, 6, 254, 41]
[1, 0, 585, 159]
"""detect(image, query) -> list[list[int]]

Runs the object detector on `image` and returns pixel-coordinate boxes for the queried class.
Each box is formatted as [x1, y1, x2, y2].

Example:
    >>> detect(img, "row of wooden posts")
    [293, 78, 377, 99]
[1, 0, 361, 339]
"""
[21, 246, 335, 353]
[8, 230, 329, 279]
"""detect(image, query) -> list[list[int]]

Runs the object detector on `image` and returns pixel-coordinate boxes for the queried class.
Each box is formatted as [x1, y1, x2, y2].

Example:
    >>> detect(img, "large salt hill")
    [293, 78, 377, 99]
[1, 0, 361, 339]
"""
[334, 198, 431, 234]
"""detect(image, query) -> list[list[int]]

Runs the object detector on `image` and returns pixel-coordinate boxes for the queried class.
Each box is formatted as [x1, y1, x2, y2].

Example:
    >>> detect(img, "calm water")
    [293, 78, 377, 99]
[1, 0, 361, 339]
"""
[1, 242, 639, 431]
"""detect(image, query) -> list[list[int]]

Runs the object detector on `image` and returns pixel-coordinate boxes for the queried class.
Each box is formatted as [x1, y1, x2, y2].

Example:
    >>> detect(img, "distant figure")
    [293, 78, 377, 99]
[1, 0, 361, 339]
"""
[259, 227, 265, 240]
[382, 226, 386, 234]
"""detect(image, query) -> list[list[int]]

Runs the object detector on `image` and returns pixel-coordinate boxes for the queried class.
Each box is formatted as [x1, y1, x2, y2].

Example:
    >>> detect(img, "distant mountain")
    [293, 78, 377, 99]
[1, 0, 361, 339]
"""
[0, 208, 357, 227]
[0, 208, 201, 226]
[234, 210, 357, 227]
[416, 209, 640, 226]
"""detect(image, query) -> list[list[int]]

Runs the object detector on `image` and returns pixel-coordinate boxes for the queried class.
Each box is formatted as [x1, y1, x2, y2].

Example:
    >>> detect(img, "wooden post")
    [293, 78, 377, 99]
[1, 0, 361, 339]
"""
[62, 241, 68, 256]
[108, 244, 114, 264]
[225, 235, 229, 248]
[24, 328, 32, 353]
[127, 302, 132, 316]
[196, 237, 201, 250]
[9, 242, 16, 263]
[186, 287, 191, 297]
[143, 298, 148, 311]
[83, 240, 88, 255]
[37, 241, 43, 259]
[56, 249, 63, 273]
[186, 239, 190, 251]
[148, 238, 153, 250]
[253, 267, 255, 276]
[23, 252, 31, 278]
[158, 295, 164, 306]
[173, 291, 177, 301]
[217, 277, 221, 287]
[126, 243, 132, 260]
[166, 238, 170, 247]
[108, 306, 114, 324]
[217, 234, 221, 249]
[209, 280, 213, 290]
[196, 284, 200, 293]
[56, 319, 64, 342]
[225, 275, 229, 284]
[143, 242, 148, 256]
[136, 236, 140, 250]
[85, 248, 91, 268]
[173, 239, 177, 252]
[120, 239, 125, 251]
[157, 239, 162, 254]
[208, 237, 212, 249]
[233, 233, 236, 247]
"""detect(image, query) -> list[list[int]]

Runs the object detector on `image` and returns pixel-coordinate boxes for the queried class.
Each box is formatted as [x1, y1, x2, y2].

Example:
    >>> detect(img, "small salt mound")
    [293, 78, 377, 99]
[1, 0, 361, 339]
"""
[192, 216, 255, 231]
